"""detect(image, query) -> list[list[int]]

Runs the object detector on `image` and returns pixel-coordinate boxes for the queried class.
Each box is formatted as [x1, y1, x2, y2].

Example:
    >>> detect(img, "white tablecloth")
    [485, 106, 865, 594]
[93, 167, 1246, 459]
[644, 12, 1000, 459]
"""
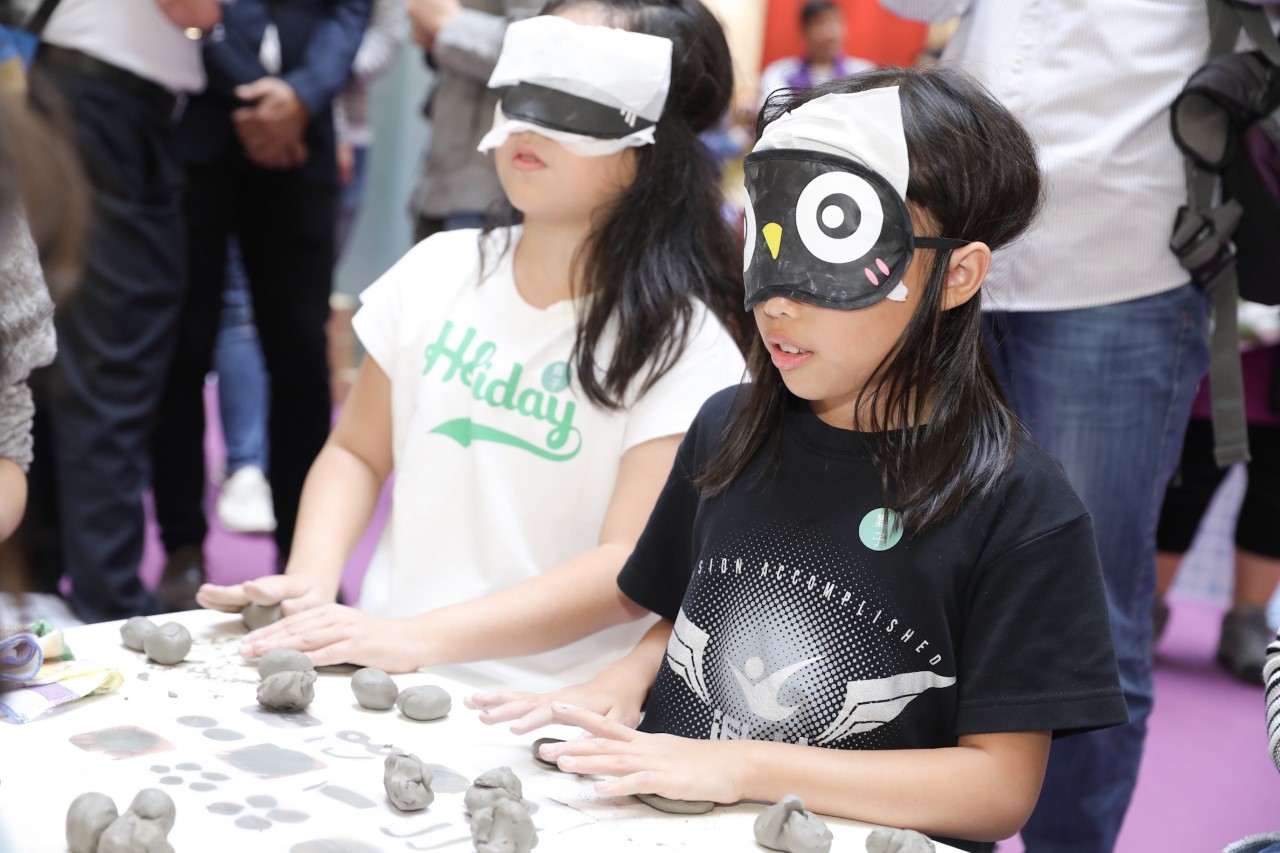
[0, 610, 960, 852]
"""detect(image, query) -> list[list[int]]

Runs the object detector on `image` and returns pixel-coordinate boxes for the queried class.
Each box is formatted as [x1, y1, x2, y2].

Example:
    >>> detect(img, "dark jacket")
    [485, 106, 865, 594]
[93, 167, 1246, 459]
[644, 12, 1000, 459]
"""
[179, 0, 371, 185]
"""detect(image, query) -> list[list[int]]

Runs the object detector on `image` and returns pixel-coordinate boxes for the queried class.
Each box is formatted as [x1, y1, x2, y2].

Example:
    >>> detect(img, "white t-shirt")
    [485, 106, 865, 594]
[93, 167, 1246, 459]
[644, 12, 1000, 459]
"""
[43, 0, 206, 93]
[352, 227, 747, 691]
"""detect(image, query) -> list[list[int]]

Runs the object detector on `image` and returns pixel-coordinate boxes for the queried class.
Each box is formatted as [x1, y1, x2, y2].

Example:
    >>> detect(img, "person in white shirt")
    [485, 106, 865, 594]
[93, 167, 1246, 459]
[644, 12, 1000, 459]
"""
[879, 2, 1213, 850]
[197, 1, 749, 693]
[759, 0, 874, 104]
[22, 0, 218, 622]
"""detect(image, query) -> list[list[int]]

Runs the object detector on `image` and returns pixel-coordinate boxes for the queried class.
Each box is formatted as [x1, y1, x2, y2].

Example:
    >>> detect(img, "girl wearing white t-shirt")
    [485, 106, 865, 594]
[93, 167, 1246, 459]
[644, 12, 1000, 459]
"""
[198, 0, 748, 691]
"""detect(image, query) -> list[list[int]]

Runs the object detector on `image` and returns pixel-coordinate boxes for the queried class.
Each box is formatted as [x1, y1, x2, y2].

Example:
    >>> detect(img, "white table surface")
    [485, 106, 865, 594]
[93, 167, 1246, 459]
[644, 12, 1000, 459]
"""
[0, 610, 961, 852]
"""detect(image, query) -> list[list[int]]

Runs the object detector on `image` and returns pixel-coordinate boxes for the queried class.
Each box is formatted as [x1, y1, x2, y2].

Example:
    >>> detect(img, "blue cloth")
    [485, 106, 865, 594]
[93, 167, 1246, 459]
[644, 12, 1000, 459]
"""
[180, 0, 371, 186]
[983, 283, 1210, 852]
[214, 238, 269, 475]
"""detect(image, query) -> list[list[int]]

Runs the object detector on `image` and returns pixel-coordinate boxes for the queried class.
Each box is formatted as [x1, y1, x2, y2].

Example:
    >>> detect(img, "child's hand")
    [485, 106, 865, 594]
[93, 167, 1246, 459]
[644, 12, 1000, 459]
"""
[539, 703, 746, 806]
[196, 574, 331, 616]
[465, 674, 645, 734]
[237, 603, 423, 673]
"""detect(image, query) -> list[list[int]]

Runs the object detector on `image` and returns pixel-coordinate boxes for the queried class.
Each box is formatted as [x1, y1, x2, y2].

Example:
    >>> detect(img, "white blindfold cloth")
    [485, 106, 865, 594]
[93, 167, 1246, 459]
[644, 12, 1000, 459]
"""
[742, 87, 967, 309]
[477, 15, 674, 157]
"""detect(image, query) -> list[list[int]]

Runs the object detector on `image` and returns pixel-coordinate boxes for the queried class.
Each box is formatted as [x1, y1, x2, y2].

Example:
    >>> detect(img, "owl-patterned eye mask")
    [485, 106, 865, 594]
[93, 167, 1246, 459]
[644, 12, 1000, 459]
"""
[742, 87, 967, 311]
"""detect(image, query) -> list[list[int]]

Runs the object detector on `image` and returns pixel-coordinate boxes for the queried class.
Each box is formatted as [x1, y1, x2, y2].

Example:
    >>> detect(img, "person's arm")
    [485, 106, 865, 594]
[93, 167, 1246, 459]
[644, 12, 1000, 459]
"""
[156, 0, 222, 31]
[0, 458, 26, 542]
[197, 354, 395, 614]
[465, 619, 672, 731]
[541, 706, 1050, 842]
[236, 433, 683, 670]
[877, 0, 972, 23]
[350, 0, 408, 85]
[281, 0, 372, 119]
[413, 0, 537, 84]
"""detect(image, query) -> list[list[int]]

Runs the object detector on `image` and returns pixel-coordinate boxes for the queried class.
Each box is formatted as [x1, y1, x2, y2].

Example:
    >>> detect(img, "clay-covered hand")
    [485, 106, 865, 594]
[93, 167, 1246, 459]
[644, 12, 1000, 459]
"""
[537, 703, 745, 805]
[196, 572, 332, 617]
[465, 670, 646, 734]
[238, 603, 423, 672]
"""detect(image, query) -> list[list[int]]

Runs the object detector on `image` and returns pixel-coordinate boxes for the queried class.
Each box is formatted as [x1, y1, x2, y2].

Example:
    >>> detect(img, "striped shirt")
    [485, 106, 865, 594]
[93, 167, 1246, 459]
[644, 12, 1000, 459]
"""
[1267, 631, 1280, 772]
[882, 0, 1210, 311]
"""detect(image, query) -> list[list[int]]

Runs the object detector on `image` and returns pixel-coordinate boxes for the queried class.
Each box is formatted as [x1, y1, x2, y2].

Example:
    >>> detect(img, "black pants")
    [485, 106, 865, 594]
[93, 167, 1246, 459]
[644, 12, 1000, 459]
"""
[24, 62, 185, 621]
[150, 148, 336, 564]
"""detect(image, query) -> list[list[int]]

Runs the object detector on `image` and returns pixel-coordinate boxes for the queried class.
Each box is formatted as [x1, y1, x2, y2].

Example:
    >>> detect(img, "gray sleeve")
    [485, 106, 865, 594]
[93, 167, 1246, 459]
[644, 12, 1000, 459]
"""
[0, 214, 57, 471]
[877, 0, 972, 23]
[350, 0, 408, 84]
[431, 1, 539, 83]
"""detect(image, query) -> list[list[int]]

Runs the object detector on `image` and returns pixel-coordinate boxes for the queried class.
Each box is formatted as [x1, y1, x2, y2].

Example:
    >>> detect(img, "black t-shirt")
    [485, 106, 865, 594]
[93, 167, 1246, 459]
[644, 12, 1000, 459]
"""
[618, 387, 1127, 853]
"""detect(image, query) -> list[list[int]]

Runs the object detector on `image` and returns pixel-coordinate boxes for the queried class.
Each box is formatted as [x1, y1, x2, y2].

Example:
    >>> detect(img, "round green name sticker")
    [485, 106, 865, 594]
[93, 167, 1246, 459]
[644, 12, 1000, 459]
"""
[541, 361, 572, 393]
[859, 508, 903, 551]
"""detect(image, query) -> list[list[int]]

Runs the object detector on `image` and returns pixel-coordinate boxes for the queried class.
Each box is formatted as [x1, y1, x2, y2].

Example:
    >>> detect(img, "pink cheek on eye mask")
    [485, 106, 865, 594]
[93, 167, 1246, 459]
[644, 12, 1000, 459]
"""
[863, 258, 892, 286]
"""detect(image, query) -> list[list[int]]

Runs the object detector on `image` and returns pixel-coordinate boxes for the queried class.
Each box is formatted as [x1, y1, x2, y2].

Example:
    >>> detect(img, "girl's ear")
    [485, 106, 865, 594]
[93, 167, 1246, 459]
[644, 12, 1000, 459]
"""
[939, 241, 992, 311]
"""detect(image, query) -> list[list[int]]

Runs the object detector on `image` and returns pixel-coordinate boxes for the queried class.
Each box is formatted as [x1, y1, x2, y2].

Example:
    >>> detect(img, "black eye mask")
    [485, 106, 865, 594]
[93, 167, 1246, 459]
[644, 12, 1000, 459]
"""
[500, 82, 656, 140]
[742, 149, 966, 311]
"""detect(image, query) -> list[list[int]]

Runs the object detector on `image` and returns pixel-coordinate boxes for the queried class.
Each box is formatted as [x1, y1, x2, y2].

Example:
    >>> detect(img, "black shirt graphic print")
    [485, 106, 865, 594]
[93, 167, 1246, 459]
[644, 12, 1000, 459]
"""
[618, 388, 1127, 849]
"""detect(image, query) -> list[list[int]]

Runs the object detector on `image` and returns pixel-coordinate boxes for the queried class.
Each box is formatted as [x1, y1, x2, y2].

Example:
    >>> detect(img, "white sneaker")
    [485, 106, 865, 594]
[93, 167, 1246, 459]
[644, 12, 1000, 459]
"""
[216, 465, 277, 534]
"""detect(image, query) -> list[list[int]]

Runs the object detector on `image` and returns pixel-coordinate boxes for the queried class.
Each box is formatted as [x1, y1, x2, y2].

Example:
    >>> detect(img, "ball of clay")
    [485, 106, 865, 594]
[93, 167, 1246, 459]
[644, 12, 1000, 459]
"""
[351, 667, 399, 710]
[866, 827, 935, 853]
[531, 737, 564, 771]
[127, 789, 176, 835]
[754, 795, 832, 853]
[469, 797, 538, 853]
[96, 812, 174, 853]
[142, 622, 192, 666]
[396, 684, 450, 721]
[241, 602, 284, 631]
[384, 753, 435, 812]
[464, 766, 523, 813]
[257, 648, 315, 680]
[66, 791, 118, 853]
[257, 669, 317, 711]
[636, 792, 714, 815]
[119, 616, 157, 652]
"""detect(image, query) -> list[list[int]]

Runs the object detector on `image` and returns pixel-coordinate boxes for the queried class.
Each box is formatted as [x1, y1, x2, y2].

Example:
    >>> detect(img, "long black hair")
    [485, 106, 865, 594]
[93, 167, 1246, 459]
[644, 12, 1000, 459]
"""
[483, 0, 750, 409]
[698, 66, 1042, 533]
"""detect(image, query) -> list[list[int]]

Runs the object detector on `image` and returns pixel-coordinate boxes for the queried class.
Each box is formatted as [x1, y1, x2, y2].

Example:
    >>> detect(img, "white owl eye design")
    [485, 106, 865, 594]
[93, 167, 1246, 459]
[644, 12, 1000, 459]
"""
[795, 171, 884, 266]
[742, 189, 757, 273]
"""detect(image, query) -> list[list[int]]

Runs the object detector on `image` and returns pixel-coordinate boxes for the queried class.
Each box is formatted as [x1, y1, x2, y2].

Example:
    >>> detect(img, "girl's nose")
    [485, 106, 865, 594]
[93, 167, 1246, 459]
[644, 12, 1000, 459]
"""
[761, 295, 801, 318]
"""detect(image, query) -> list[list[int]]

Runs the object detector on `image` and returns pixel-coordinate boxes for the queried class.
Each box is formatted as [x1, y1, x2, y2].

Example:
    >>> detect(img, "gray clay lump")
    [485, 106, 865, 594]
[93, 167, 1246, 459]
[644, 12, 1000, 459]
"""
[67, 788, 176, 853]
[241, 602, 284, 631]
[384, 753, 434, 811]
[119, 616, 157, 652]
[257, 648, 314, 680]
[351, 667, 399, 710]
[66, 792, 118, 853]
[257, 669, 317, 711]
[142, 622, 192, 666]
[636, 792, 714, 814]
[396, 684, 450, 721]
[470, 796, 538, 853]
[464, 766, 524, 813]
[754, 795, 833, 853]
[866, 827, 936, 853]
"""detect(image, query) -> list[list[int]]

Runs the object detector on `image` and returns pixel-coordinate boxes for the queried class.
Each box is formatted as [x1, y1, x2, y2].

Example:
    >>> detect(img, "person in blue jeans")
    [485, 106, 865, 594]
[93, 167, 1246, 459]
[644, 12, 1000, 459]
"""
[880, 1, 1213, 849]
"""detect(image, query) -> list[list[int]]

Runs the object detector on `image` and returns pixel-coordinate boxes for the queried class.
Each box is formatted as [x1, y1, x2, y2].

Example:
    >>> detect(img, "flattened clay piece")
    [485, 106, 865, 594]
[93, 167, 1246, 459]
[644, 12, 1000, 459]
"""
[257, 669, 317, 711]
[257, 648, 315, 680]
[396, 684, 450, 721]
[464, 766, 523, 813]
[531, 737, 564, 771]
[351, 667, 399, 710]
[242, 602, 284, 631]
[636, 792, 714, 815]
[384, 753, 434, 811]
[143, 622, 193, 666]
[127, 788, 176, 835]
[866, 827, 935, 853]
[66, 791, 118, 853]
[469, 797, 538, 853]
[120, 616, 157, 652]
[96, 812, 174, 853]
[754, 795, 833, 853]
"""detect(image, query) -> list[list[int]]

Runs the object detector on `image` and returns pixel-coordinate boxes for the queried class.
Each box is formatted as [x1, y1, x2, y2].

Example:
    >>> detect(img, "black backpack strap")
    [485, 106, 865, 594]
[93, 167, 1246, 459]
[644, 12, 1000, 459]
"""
[25, 0, 65, 37]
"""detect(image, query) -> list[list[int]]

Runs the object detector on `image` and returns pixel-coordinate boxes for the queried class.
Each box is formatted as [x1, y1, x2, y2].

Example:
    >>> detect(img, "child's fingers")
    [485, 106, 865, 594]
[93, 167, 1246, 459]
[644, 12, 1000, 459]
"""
[507, 704, 557, 735]
[196, 583, 250, 612]
[240, 607, 342, 657]
[549, 702, 638, 742]
[304, 638, 356, 669]
[474, 699, 536, 725]
[556, 750, 644, 778]
[243, 575, 312, 607]
[464, 691, 529, 710]
[594, 770, 660, 797]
